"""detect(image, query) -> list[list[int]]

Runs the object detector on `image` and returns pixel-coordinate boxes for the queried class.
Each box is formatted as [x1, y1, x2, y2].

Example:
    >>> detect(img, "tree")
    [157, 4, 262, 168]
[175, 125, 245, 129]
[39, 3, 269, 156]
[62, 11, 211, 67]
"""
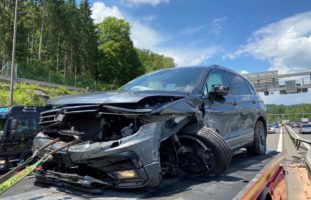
[97, 17, 144, 85]
[0, 3, 175, 89]
[78, 0, 99, 76]
[136, 48, 175, 72]
[0, 0, 14, 66]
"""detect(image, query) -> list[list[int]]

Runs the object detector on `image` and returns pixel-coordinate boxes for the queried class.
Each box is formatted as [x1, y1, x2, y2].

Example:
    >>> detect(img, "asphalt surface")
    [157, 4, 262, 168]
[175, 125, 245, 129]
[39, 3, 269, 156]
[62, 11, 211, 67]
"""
[1, 127, 308, 200]
[282, 126, 311, 200]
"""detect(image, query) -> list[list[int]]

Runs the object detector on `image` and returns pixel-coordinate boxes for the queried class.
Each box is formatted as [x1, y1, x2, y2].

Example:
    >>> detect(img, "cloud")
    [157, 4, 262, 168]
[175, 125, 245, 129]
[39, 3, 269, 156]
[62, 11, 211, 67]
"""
[91, 2, 163, 50]
[120, 0, 169, 7]
[240, 70, 249, 75]
[140, 15, 157, 23]
[159, 47, 220, 66]
[91, 2, 123, 23]
[131, 21, 164, 49]
[91, 2, 220, 66]
[226, 12, 311, 74]
[181, 25, 206, 36]
[210, 16, 227, 35]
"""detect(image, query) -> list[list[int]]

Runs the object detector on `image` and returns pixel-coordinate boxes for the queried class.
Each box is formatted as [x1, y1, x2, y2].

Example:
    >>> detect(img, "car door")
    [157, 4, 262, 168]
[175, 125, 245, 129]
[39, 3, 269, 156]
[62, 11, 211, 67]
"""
[226, 72, 257, 146]
[202, 69, 241, 149]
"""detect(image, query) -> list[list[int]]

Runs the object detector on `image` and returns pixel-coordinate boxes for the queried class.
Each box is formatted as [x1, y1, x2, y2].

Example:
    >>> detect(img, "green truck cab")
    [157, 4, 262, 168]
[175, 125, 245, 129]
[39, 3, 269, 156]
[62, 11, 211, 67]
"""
[0, 106, 47, 171]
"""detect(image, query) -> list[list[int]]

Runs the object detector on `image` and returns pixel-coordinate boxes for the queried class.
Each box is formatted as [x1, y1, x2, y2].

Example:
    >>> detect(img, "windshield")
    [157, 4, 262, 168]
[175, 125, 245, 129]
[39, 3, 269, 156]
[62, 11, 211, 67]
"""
[121, 68, 206, 93]
[0, 119, 5, 137]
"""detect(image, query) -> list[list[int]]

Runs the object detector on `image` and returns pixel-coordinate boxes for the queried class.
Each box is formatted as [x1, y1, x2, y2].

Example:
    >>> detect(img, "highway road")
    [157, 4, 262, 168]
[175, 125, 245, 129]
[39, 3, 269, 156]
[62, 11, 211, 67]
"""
[0, 127, 310, 200]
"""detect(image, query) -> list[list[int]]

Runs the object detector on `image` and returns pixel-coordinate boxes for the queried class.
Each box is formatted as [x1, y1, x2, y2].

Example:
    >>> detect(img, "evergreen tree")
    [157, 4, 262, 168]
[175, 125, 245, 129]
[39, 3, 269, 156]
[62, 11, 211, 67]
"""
[0, 2, 175, 88]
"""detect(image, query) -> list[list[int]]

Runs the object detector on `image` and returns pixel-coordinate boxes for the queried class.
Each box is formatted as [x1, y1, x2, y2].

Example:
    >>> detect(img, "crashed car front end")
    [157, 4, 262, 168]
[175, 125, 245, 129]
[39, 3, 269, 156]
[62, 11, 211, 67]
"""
[33, 94, 201, 190]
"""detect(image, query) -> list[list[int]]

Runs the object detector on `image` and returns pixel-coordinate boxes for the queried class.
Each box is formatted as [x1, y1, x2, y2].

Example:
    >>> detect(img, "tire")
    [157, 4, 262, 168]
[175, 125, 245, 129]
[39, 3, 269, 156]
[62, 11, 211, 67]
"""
[178, 125, 232, 175]
[247, 120, 267, 155]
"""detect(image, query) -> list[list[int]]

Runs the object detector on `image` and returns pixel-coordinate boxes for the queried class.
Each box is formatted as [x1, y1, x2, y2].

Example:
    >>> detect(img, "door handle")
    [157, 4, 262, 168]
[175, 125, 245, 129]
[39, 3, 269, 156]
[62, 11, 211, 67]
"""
[231, 101, 237, 105]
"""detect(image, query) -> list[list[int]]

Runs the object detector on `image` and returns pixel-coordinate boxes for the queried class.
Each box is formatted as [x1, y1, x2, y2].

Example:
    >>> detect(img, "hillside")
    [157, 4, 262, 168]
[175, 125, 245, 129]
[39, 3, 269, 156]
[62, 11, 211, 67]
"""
[0, 83, 79, 106]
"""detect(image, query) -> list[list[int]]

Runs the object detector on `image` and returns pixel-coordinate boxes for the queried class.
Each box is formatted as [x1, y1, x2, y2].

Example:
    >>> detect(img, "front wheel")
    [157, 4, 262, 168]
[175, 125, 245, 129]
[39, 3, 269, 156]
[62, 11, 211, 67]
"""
[247, 120, 267, 155]
[178, 126, 232, 176]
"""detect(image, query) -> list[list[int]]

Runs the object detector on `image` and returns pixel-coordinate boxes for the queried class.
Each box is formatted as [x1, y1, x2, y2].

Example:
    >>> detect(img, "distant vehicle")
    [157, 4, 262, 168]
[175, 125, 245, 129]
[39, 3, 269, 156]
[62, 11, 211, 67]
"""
[273, 122, 280, 128]
[291, 122, 300, 128]
[301, 118, 309, 124]
[0, 106, 47, 171]
[299, 124, 311, 134]
[268, 125, 276, 134]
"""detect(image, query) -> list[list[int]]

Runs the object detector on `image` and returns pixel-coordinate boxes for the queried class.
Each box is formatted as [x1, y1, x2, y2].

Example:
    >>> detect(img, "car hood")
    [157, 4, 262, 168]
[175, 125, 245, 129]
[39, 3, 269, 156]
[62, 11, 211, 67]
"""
[47, 90, 189, 105]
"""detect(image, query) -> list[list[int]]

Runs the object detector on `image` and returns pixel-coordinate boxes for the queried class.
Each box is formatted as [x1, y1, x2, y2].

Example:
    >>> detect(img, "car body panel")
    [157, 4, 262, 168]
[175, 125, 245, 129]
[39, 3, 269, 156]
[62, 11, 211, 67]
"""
[48, 90, 189, 105]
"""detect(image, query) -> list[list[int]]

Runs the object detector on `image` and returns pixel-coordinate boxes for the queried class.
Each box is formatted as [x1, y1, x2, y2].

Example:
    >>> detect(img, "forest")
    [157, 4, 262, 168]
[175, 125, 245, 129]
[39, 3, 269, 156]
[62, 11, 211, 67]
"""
[266, 104, 311, 122]
[0, 0, 175, 90]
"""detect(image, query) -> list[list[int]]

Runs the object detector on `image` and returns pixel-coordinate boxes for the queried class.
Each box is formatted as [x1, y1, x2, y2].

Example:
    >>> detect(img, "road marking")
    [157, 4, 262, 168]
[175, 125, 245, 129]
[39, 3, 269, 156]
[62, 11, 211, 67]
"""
[277, 127, 283, 152]
[286, 126, 310, 150]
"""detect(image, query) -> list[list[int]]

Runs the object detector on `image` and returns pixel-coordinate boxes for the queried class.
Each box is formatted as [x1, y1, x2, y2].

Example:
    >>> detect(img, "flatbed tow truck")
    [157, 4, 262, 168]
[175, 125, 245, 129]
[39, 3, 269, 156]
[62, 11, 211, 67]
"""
[0, 148, 286, 200]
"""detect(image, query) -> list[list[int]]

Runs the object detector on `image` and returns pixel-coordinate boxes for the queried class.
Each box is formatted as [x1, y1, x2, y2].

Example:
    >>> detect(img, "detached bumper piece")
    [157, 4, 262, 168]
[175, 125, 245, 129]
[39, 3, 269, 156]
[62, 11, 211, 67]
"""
[34, 151, 156, 192]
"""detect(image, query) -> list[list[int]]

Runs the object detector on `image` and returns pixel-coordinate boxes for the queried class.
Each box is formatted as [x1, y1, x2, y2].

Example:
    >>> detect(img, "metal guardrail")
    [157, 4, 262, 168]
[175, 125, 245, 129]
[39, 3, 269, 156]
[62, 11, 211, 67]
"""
[0, 75, 84, 91]
[285, 125, 311, 180]
[285, 125, 311, 150]
[306, 148, 311, 180]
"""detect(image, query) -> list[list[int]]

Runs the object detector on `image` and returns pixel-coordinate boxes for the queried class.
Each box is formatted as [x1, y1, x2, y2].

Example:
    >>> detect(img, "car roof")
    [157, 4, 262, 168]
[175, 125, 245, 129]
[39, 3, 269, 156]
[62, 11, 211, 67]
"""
[163, 65, 244, 78]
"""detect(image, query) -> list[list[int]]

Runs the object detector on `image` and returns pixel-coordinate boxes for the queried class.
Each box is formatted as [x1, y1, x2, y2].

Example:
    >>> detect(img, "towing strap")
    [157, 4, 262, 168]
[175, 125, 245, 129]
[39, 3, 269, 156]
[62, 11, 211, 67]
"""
[0, 137, 61, 184]
[0, 139, 80, 194]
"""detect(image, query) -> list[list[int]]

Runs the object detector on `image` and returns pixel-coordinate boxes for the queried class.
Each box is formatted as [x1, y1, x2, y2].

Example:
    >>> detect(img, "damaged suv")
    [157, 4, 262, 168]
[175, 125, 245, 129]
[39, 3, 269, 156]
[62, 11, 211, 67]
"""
[33, 65, 267, 191]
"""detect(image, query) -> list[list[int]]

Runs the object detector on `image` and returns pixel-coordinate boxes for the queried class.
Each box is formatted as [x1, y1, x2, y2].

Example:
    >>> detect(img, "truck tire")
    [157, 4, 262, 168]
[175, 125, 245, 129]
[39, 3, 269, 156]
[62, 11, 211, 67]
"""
[247, 120, 267, 155]
[179, 125, 232, 175]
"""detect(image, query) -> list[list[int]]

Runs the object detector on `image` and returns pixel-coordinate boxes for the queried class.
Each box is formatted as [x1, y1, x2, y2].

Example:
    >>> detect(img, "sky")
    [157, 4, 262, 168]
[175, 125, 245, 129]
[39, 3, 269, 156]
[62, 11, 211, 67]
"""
[84, 0, 311, 105]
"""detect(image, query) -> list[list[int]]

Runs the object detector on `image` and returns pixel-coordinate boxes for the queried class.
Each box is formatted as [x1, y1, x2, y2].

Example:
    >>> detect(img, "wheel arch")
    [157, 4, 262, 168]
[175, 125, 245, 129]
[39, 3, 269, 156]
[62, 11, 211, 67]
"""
[257, 116, 267, 132]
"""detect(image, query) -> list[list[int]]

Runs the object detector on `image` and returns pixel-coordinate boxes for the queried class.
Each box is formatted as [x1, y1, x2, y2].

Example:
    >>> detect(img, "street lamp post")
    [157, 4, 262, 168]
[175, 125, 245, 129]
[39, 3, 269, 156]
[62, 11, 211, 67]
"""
[9, 0, 18, 106]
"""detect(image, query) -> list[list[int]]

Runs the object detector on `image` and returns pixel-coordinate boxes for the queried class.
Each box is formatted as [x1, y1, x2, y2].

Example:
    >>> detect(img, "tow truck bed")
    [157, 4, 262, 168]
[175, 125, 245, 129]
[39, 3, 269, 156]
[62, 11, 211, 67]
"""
[2, 150, 280, 200]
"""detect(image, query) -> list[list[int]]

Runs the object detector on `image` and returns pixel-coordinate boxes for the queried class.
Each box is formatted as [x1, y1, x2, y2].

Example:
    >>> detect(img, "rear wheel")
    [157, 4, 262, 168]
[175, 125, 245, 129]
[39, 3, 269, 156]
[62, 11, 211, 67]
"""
[178, 125, 232, 175]
[247, 120, 267, 155]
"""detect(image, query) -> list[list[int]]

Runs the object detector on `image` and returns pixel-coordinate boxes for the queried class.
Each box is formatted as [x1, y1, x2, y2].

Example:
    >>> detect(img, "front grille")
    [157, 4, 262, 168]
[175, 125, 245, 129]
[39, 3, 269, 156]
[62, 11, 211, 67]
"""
[39, 109, 62, 125]
[39, 105, 99, 126]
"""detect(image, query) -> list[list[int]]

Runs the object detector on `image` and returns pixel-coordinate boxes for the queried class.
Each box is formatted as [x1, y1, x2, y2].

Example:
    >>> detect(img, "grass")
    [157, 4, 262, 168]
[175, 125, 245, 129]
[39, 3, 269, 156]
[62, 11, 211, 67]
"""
[0, 83, 80, 106]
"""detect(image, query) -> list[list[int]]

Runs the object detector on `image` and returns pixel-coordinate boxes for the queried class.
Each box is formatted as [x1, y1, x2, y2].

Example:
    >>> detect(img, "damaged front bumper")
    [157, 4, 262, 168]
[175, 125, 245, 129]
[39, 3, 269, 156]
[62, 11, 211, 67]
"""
[33, 122, 164, 189]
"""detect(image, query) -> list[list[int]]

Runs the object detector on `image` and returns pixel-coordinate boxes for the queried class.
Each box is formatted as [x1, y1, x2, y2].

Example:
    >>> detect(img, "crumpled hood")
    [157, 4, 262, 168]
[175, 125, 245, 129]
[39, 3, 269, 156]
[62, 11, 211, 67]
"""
[47, 90, 189, 105]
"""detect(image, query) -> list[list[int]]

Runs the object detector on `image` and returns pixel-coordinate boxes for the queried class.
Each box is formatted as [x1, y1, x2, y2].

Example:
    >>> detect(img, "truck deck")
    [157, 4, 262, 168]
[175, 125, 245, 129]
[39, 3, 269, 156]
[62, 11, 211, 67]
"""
[1, 150, 280, 200]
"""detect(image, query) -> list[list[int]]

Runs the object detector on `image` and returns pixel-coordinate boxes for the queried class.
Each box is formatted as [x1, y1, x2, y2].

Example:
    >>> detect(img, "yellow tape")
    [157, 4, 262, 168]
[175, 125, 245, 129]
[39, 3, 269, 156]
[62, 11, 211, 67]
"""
[0, 161, 41, 194]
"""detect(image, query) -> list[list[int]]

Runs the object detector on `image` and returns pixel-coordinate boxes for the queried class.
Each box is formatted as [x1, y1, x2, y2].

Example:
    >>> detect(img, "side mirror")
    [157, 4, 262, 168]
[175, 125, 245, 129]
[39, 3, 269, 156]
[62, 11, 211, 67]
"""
[208, 85, 229, 98]
[10, 119, 18, 131]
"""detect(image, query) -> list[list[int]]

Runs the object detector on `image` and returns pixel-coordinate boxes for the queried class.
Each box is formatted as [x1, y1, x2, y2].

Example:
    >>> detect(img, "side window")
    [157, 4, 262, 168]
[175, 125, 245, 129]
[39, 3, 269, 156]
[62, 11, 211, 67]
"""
[226, 73, 251, 95]
[204, 70, 228, 95]
[246, 80, 255, 94]
[15, 118, 30, 134]
[29, 118, 38, 131]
